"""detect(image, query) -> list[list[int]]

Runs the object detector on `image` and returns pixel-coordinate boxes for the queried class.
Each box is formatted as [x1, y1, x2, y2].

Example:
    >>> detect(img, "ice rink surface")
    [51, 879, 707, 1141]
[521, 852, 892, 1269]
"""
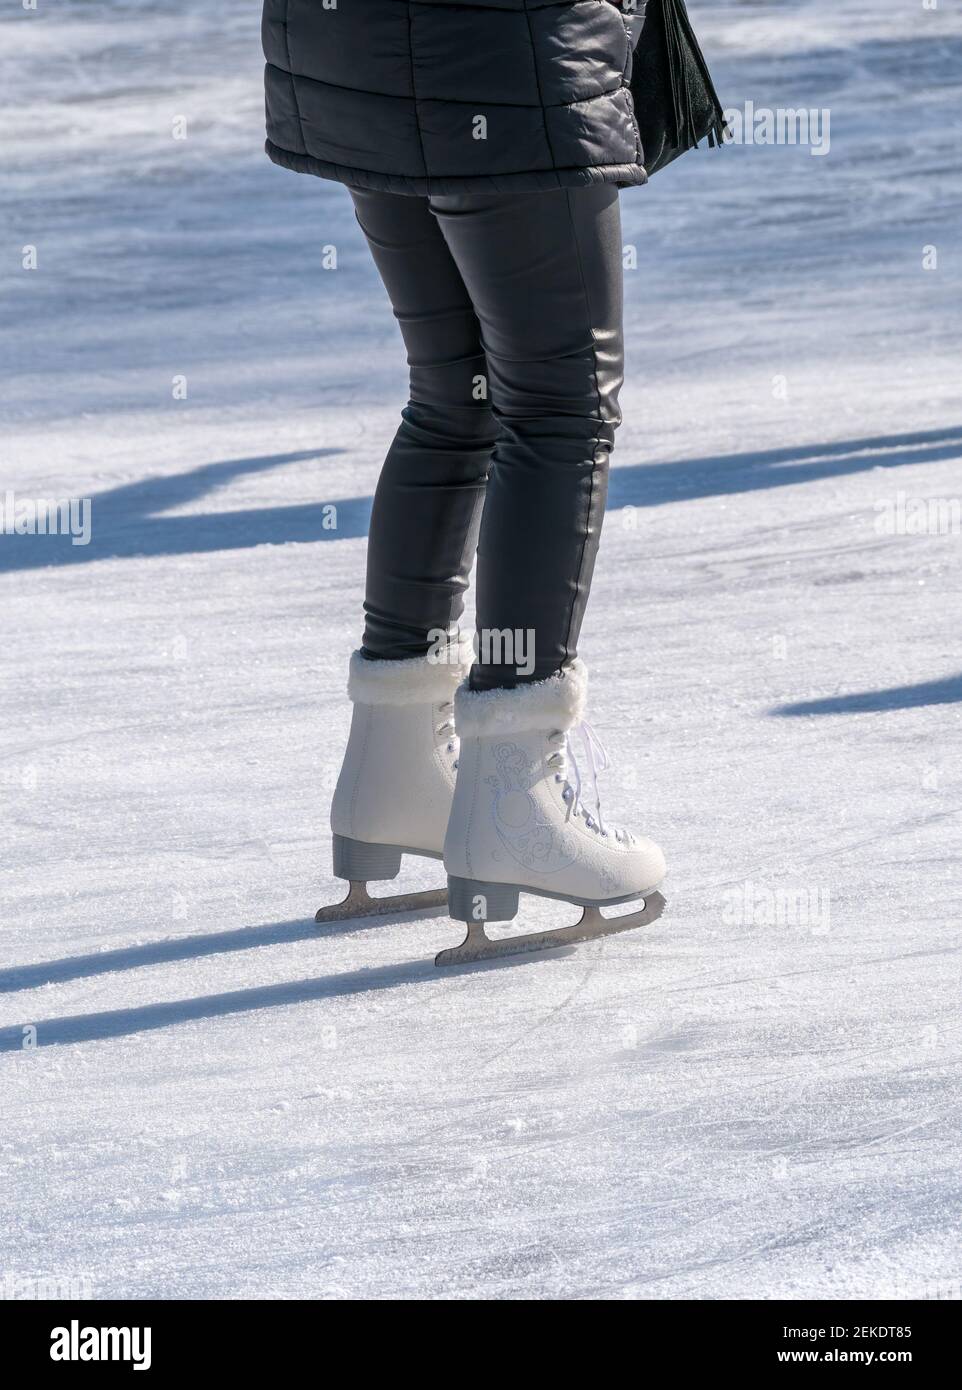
[1, 1, 960, 1299]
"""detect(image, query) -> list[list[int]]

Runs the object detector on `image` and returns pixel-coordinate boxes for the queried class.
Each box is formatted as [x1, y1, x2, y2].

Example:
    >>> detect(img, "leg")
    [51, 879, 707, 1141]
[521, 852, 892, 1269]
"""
[429, 185, 624, 689]
[321, 191, 489, 922]
[429, 189, 664, 964]
[348, 187, 497, 661]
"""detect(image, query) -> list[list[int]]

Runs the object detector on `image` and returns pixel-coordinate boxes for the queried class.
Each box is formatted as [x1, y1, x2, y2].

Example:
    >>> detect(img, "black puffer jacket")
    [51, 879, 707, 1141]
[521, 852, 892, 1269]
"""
[262, 0, 646, 195]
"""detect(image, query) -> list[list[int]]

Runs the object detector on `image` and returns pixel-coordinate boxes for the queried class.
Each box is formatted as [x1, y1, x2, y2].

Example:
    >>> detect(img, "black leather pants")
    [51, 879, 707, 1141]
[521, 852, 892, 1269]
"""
[350, 184, 624, 690]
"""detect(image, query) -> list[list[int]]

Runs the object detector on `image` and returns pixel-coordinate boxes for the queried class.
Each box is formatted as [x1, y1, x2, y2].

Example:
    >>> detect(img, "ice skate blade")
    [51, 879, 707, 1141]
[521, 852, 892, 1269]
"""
[434, 891, 666, 967]
[315, 880, 447, 925]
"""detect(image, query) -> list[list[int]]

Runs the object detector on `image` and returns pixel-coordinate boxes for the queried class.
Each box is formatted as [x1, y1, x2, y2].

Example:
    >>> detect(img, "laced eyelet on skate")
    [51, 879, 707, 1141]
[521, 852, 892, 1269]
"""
[437, 701, 460, 769]
[436, 700, 456, 738]
[546, 722, 632, 842]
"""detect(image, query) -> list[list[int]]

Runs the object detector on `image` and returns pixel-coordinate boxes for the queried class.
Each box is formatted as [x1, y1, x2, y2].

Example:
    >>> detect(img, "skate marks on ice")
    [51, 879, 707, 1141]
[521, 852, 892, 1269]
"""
[435, 892, 668, 968]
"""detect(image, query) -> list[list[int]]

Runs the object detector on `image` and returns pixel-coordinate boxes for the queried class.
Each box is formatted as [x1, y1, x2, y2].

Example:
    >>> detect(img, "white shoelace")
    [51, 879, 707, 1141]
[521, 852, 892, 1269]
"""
[546, 721, 632, 843]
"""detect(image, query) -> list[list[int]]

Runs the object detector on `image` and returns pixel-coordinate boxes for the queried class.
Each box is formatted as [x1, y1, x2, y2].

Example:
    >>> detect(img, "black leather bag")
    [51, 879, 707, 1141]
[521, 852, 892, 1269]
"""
[626, 0, 728, 176]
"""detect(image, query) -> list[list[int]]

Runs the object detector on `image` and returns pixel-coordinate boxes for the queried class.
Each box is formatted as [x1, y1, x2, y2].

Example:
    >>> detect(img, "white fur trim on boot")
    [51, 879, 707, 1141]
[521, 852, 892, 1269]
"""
[453, 658, 588, 737]
[347, 643, 472, 706]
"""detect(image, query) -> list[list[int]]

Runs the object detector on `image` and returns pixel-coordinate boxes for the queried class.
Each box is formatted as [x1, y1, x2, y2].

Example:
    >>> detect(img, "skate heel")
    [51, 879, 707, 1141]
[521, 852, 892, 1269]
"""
[332, 834, 402, 882]
[317, 837, 447, 925]
[447, 876, 520, 924]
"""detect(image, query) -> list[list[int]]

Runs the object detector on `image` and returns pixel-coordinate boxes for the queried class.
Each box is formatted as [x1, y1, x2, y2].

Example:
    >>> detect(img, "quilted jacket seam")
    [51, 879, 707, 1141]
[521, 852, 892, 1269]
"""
[274, 62, 629, 112]
[280, 0, 306, 149]
[521, 0, 557, 171]
[617, 8, 644, 164]
[266, 139, 646, 184]
[406, 1, 429, 178]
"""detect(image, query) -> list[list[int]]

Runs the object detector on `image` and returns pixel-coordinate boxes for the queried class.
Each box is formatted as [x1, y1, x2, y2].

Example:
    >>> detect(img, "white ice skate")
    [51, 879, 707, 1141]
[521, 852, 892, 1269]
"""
[316, 645, 470, 924]
[438, 660, 666, 964]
